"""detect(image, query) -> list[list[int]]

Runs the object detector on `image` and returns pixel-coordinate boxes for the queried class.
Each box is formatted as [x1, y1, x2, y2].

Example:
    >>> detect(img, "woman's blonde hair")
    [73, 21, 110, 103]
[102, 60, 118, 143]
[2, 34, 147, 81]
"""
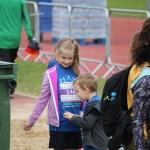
[54, 38, 80, 75]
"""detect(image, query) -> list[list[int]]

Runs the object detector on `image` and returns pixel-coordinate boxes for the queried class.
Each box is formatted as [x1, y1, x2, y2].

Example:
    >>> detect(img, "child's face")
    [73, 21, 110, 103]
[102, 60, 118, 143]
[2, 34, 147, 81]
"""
[73, 83, 88, 102]
[56, 49, 74, 68]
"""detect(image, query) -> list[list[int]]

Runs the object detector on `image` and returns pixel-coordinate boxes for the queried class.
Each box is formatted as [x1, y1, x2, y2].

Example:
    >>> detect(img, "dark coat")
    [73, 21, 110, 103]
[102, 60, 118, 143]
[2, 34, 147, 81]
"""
[71, 100, 109, 150]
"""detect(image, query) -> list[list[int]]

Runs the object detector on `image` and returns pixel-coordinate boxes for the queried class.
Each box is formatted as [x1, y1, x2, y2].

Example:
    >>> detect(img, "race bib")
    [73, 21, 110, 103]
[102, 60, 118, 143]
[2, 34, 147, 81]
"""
[60, 82, 80, 102]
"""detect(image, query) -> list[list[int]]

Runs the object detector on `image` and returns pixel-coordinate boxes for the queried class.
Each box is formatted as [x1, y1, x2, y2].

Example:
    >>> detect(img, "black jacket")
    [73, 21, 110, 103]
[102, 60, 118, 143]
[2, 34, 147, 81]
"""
[71, 101, 109, 150]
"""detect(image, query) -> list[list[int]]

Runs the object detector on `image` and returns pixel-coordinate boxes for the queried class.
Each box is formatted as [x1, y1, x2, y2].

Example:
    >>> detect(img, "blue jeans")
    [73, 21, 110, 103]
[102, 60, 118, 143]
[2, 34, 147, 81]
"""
[83, 145, 102, 150]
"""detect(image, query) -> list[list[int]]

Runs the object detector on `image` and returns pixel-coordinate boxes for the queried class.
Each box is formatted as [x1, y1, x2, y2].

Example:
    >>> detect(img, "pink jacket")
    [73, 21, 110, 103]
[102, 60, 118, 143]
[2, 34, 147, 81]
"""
[28, 64, 84, 127]
[28, 65, 60, 127]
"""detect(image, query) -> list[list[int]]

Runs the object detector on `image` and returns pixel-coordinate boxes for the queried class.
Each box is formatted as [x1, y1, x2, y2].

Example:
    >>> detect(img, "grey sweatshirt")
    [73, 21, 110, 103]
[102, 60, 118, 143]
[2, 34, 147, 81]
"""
[71, 101, 109, 150]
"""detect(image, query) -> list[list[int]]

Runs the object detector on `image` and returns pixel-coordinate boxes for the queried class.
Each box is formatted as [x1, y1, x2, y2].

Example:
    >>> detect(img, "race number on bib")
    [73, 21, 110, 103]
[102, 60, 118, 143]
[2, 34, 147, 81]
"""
[60, 82, 80, 102]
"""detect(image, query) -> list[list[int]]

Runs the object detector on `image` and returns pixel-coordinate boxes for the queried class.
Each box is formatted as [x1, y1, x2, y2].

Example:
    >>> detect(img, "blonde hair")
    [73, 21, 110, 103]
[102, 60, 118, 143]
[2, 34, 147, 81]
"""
[73, 72, 98, 92]
[54, 38, 80, 75]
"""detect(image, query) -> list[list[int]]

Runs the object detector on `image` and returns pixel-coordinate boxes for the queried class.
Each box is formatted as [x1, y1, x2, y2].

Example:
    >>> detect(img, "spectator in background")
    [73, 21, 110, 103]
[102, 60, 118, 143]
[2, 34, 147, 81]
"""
[0, 0, 39, 98]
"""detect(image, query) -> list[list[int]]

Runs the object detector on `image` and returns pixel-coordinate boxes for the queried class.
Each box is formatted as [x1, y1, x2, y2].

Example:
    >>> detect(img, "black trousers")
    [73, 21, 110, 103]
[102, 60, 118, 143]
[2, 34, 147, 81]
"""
[0, 47, 18, 63]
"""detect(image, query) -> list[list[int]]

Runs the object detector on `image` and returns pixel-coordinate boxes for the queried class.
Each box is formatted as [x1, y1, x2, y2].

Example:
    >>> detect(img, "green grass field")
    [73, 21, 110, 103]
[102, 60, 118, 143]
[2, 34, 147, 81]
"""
[15, 60, 47, 96]
[15, 60, 106, 97]
[107, 0, 146, 10]
[108, 0, 147, 18]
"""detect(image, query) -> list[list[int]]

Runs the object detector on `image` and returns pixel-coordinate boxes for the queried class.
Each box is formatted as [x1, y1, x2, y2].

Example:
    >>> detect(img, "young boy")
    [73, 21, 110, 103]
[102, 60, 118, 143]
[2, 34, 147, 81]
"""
[63, 73, 109, 150]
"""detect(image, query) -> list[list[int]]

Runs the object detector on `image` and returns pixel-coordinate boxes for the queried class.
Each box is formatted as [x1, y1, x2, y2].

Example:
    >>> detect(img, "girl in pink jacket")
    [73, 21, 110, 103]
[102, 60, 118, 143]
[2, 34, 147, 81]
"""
[23, 38, 83, 149]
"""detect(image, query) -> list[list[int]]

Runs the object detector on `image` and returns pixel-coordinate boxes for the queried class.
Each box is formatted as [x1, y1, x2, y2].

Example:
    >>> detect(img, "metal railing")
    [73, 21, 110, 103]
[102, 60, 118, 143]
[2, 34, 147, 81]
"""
[71, 5, 109, 75]
[103, 8, 150, 78]
[20, 2, 110, 77]
[38, 2, 72, 37]
[19, 2, 150, 78]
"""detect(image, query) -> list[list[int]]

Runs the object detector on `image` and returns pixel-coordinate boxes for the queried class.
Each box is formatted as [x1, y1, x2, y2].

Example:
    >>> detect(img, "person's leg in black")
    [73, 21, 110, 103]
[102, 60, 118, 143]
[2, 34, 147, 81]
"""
[0, 48, 11, 62]
[9, 47, 18, 63]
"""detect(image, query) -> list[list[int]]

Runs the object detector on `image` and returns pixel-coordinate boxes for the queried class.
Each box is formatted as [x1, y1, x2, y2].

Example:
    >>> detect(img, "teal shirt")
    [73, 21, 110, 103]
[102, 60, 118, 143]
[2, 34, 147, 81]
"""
[0, 0, 33, 49]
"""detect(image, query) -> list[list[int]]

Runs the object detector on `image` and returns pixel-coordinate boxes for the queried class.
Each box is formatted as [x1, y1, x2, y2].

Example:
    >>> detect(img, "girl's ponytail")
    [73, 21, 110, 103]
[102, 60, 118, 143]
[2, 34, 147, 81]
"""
[71, 40, 81, 76]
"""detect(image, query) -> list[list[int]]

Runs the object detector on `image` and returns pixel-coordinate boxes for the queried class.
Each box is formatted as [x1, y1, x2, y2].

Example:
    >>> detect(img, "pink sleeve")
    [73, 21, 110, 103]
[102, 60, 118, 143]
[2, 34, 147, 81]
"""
[28, 73, 50, 125]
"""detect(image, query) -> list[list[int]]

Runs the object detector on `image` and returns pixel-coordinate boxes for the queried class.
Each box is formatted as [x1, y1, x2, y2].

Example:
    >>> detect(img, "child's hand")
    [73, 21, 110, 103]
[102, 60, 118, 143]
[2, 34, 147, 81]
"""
[63, 112, 75, 120]
[23, 123, 33, 131]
